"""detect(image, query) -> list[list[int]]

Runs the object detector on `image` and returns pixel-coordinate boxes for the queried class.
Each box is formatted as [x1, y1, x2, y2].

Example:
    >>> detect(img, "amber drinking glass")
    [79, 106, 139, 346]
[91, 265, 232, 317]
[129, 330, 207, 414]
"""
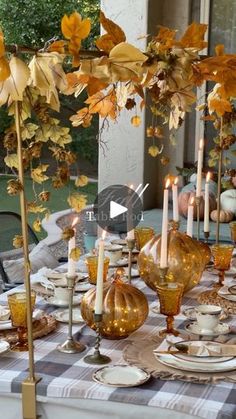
[156, 282, 184, 336]
[85, 256, 110, 285]
[134, 227, 155, 251]
[211, 244, 234, 286]
[229, 222, 236, 247]
[8, 291, 36, 352]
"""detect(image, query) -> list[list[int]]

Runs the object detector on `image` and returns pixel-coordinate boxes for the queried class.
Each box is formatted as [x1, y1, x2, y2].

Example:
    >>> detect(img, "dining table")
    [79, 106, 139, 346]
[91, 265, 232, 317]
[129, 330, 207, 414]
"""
[0, 263, 235, 419]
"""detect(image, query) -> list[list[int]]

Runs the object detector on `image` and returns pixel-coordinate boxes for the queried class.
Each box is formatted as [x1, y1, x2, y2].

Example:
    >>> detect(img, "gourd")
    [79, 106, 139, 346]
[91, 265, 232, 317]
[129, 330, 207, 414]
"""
[220, 189, 236, 215]
[81, 278, 149, 339]
[210, 209, 234, 223]
[178, 191, 216, 220]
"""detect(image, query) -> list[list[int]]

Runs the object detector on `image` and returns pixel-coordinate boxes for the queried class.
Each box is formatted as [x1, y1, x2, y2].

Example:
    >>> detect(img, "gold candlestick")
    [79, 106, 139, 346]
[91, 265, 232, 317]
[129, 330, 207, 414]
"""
[57, 275, 86, 354]
[195, 196, 201, 241]
[83, 313, 111, 364]
[204, 231, 210, 243]
[159, 267, 168, 284]
[15, 101, 41, 419]
[127, 239, 136, 284]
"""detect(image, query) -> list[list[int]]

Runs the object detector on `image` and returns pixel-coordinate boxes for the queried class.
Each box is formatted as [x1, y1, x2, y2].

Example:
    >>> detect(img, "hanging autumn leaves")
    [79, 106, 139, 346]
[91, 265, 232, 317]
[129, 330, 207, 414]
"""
[1, 9, 236, 241]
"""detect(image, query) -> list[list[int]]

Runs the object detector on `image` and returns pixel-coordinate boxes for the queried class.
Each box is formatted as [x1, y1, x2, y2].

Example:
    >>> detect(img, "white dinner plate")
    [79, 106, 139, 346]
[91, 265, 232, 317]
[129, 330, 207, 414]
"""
[218, 286, 236, 302]
[0, 340, 10, 355]
[93, 365, 150, 387]
[75, 281, 93, 292]
[169, 340, 233, 363]
[52, 308, 84, 324]
[44, 294, 81, 308]
[185, 321, 230, 336]
[109, 258, 129, 268]
[124, 267, 139, 278]
[182, 306, 228, 321]
[155, 351, 236, 373]
[111, 239, 127, 246]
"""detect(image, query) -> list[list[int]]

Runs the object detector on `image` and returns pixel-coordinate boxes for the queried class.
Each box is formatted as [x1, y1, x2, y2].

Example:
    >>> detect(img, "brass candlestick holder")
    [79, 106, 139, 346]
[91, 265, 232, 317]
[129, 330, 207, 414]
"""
[169, 220, 180, 231]
[83, 313, 111, 364]
[127, 238, 136, 284]
[204, 231, 210, 243]
[159, 266, 169, 284]
[195, 196, 201, 241]
[57, 275, 86, 354]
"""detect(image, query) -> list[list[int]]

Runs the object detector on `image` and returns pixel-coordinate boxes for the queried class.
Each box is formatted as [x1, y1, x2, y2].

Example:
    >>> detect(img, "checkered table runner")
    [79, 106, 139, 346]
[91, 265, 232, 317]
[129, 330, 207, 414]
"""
[0, 271, 235, 419]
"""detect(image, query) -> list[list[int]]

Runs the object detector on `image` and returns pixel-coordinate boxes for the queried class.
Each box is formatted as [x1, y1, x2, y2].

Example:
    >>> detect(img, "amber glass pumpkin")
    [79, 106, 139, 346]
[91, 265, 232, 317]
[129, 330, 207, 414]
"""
[80, 278, 149, 339]
[138, 229, 205, 293]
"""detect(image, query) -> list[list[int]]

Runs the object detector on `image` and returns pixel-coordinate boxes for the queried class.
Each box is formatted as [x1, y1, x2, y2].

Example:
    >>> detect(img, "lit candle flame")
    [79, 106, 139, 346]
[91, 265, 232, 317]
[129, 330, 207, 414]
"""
[206, 172, 211, 183]
[174, 177, 178, 186]
[199, 138, 204, 150]
[130, 184, 134, 190]
[190, 197, 195, 205]
[72, 217, 79, 228]
[165, 179, 170, 189]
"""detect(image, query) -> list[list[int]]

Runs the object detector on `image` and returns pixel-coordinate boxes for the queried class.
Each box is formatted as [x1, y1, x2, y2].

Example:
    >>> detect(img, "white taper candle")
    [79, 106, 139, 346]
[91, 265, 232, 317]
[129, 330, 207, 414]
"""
[160, 179, 170, 268]
[196, 139, 204, 197]
[187, 197, 194, 237]
[172, 177, 179, 222]
[204, 172, 211, 233]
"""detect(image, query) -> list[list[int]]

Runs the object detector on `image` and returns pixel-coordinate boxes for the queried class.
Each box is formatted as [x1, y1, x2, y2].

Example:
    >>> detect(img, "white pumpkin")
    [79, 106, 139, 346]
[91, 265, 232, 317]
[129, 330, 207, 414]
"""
[220, 189, 236, 215]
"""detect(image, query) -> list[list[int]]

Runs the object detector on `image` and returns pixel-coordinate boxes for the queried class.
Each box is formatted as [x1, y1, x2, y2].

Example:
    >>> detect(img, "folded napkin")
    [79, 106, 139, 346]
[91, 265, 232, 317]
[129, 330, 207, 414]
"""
[154, 337, 236, 357]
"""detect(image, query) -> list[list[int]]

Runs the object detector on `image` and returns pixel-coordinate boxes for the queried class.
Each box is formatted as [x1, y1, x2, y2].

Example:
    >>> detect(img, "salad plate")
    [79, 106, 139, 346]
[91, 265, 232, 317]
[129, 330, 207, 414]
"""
[93, 365, 150, 387]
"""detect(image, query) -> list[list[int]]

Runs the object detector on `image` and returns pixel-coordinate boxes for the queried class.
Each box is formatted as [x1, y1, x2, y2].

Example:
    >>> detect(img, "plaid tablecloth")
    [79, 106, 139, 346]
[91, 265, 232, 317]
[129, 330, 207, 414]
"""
[0, 271, 236, 419]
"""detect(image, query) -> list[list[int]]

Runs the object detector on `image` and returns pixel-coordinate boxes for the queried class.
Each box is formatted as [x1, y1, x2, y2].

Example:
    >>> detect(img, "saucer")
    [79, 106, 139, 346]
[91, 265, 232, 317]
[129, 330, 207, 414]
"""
[44, 295, 81, 308]
[52, 308, 84, 324]
[93, 365, 150, 388]
[185, 321, 230, 336]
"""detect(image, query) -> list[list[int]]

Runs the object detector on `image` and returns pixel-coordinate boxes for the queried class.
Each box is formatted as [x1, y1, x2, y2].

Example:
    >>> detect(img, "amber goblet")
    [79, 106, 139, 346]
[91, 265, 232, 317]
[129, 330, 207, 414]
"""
[229, 222, 236, 247]
[156, 282, 184, 337]
[211, 244, 234, 286]
[85, 256, 110, 285]
[8, 291, 36, 352]
[134, 227, 155, 251]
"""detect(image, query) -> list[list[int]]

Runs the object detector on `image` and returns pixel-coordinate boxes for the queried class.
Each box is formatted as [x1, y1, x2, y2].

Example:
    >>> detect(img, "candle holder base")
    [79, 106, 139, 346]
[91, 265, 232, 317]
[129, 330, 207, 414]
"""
[83, 313, 111, 365]
[84, 351, 111, 365]
[57, 338, 86, 354]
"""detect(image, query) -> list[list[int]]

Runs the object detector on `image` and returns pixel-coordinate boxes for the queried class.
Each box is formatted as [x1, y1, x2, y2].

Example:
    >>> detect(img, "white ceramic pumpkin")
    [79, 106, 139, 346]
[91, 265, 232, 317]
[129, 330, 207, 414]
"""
[220, 189, 236, 215]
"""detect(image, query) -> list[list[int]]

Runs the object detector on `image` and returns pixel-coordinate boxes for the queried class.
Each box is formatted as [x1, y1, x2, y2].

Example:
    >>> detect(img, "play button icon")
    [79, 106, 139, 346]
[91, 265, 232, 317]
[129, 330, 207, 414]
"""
[93, 184, 143, 234]
[110, 201, 127, 219]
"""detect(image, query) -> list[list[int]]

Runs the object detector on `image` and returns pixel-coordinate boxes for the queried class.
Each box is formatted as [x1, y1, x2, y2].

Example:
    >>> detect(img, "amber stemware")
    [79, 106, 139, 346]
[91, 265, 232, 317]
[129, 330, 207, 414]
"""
[229, 222, 236, 247]
[156, 282, 184, 337]
[134, 227, 155, 251]
[85, 256, 110, 284]
[211, 244, 234, 286]
[7, 291, 36, 352]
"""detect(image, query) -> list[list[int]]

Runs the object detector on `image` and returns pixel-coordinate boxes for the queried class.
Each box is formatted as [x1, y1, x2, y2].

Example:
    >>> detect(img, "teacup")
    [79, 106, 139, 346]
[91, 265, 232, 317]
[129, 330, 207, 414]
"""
[104, 244, 123, 264]
[195, 304, 222, 332]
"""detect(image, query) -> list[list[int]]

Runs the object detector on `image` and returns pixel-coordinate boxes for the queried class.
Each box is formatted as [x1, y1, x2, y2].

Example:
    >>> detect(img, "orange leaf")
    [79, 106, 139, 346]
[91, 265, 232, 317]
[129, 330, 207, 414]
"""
[48, 40, 66, 54]
[96, 34, 114, 53]
[76, 18, 91, 39]
[215, 44, 225, 56]
[209, 97, 232, 116]
[0, 57, 10, 81]
[87, 77, 108, 96]
[179, 22, 208, 50]
[70, 107, 92, 128]
[85, 90, 116, 119]
[100, 11, 126, 45]
[155, 26, 177, 51]
[61, 12, 82, 39]
[0, 30, 5, 57]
